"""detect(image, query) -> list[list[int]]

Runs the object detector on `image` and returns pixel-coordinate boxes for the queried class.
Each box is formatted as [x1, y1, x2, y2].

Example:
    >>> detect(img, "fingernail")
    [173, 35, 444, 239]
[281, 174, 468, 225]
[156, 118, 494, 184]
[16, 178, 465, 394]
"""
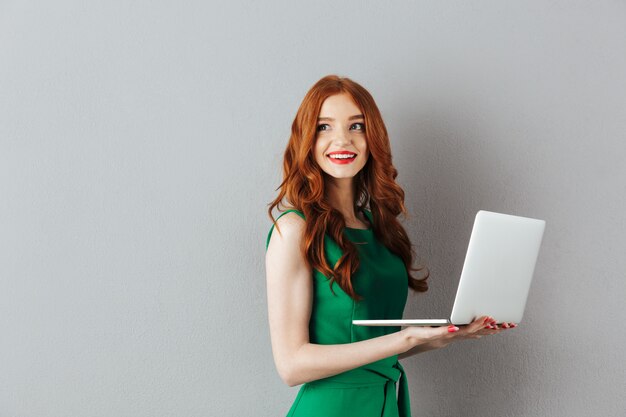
[483, 317, 490, 324]
[511, 323, 517, 328]
[448, 325, 459, 332]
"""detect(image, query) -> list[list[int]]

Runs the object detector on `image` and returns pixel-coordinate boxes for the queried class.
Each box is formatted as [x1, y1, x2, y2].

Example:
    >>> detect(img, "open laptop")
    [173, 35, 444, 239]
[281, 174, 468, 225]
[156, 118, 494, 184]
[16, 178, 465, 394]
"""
[353, 210, 546, 326]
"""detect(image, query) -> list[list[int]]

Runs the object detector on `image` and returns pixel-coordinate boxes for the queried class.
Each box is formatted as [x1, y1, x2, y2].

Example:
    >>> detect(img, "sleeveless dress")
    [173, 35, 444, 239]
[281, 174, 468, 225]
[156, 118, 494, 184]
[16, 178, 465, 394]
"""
[265, 208, 412, 417]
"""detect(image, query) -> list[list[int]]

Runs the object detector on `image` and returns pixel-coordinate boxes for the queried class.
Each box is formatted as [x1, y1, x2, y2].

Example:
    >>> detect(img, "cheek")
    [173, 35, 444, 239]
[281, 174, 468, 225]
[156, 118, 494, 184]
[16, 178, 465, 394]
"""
[357, 136, 367, 153]
[313, 142, 325, 163]
[359, 146, 369, 159]
[314, 137, 327, 155]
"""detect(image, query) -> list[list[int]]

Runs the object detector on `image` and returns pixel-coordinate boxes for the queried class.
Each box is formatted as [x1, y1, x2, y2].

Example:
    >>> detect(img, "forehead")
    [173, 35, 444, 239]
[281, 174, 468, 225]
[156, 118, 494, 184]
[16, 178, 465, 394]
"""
[318, 93, 362, 118]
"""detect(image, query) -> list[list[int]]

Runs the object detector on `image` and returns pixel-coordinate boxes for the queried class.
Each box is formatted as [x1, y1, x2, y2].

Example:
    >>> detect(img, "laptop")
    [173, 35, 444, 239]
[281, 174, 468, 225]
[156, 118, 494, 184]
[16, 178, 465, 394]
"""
[353, 210, 546, 326]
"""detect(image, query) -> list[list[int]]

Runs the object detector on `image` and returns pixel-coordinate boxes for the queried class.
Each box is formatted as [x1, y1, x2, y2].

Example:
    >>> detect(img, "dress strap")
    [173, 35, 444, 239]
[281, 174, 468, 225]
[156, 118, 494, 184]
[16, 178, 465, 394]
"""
[362, 208, 374, 227]
[265, 209, 305, 250]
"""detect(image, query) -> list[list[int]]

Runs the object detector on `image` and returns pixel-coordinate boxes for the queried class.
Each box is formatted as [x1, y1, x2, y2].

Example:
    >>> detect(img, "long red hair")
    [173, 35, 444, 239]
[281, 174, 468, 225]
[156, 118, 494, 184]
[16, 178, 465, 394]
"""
[267, 74, 429, 300]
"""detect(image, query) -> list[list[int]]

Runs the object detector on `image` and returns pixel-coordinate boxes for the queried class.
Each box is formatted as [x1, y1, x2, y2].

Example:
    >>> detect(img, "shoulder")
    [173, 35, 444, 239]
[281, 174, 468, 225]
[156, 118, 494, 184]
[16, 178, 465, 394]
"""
[266, 209, 306, 251]
[273, 210, 306, 239]
[266, 210, 311, 279]
[277, 209, 306, 225]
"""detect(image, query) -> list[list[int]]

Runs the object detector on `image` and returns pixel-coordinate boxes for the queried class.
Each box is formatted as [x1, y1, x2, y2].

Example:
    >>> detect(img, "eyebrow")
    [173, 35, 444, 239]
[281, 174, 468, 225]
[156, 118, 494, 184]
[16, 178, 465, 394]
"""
[317, 114, 364, 122]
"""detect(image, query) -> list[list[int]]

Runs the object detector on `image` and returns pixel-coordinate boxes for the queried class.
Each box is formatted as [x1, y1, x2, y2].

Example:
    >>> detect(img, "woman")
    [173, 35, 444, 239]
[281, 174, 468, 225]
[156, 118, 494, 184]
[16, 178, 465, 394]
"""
[264, 75, 515, 417]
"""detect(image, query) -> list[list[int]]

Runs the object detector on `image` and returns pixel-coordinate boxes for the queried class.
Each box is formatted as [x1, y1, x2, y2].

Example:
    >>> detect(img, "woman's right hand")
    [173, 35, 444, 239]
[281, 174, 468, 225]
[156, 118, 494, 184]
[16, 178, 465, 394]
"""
[400, 315, 516, 354]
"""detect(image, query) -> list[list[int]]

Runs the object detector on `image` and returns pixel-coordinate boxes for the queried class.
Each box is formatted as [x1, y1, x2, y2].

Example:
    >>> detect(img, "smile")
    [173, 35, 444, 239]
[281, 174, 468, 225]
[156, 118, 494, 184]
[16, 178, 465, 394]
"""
[327, 154, 356, 164]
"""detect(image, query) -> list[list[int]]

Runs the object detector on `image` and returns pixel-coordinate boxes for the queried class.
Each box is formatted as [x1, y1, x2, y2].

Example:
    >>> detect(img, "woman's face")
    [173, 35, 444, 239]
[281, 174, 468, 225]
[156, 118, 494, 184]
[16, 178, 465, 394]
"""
[313, 93, 369, 181]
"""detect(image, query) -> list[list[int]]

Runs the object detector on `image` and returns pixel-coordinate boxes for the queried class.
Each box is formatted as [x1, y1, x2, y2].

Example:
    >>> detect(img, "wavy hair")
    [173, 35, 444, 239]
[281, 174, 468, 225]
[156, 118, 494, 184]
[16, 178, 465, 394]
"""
[267, 74, 429, 300]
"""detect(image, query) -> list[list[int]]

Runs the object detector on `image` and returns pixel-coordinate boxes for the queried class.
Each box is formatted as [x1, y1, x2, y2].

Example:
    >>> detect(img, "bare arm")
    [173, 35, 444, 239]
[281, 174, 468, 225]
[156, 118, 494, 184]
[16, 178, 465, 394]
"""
[265, 213, 453, 386]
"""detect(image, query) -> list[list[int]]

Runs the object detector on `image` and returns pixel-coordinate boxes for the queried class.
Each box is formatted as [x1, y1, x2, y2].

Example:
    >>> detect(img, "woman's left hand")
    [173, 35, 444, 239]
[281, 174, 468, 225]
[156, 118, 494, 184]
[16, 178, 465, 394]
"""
[453, 315, 516, 341]
[398, 315, 517, 359]
[422, 316, 515, 351]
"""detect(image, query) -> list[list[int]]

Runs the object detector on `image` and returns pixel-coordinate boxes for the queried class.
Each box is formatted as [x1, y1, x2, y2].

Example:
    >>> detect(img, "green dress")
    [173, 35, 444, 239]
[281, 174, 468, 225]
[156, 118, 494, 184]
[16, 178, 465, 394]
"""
[265, 208, 412, 417]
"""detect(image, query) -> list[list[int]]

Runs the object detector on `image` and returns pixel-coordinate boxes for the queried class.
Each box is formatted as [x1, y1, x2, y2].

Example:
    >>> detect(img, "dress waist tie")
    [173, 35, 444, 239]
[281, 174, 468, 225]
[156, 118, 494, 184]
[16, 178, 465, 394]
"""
[305, 361, 411, 417]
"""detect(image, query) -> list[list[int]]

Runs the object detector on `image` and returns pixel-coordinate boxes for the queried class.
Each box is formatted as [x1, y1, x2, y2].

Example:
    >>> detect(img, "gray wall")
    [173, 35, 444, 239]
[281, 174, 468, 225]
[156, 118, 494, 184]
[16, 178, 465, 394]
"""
[1, 1, 624, 416]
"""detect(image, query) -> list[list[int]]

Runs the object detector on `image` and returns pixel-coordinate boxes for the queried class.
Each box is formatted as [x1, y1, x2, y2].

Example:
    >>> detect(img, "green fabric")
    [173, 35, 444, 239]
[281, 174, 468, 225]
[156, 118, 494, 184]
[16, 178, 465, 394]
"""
[266, 208, 411, 417]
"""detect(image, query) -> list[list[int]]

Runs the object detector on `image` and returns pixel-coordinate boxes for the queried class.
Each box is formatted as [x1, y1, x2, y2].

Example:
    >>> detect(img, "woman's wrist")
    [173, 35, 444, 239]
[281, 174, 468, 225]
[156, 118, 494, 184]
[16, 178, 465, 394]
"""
[396, 328, 410, 354]
[397, 337, 435, 359]
[399, 327, 422, 352]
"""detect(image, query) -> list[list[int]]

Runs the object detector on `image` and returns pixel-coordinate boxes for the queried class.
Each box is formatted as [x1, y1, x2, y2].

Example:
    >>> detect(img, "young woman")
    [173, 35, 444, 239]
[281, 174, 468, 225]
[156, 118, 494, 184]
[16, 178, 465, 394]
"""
[265, 75, 515, 417]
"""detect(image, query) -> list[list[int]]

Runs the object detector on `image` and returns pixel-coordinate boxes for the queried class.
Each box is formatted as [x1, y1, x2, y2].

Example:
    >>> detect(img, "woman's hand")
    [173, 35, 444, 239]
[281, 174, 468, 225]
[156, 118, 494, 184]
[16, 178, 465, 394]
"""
[398, 316, 516, 359]
[453, 315, 516, 342]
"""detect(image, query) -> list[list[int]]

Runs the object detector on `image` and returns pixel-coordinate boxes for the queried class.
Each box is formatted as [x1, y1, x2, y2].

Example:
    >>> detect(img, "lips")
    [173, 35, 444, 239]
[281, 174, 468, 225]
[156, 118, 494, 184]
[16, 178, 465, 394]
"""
[327, 151, 357, 157]
[327, 151, 356, 155]
[328, 157, 355, 164]
[327, 151, 357, 164]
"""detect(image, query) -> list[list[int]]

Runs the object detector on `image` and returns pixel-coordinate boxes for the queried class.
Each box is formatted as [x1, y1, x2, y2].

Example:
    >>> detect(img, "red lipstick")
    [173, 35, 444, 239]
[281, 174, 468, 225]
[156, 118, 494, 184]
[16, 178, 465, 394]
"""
[327, 150, 357, 165]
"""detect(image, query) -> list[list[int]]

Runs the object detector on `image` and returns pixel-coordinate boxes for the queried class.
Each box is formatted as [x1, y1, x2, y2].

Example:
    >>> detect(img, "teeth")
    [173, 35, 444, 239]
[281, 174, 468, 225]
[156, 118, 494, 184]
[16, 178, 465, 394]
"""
[329, 154, 356, 159]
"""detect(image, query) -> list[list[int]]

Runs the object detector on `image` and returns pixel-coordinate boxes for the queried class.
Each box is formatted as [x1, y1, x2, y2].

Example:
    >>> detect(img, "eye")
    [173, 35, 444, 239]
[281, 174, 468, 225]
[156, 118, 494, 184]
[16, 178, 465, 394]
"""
[351, 122, 365, 131]
[317, 124, 329, 132]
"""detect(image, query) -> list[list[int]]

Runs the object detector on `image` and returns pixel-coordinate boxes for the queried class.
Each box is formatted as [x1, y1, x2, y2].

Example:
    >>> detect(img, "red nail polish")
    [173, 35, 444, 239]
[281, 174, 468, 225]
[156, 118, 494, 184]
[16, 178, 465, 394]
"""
[448, 325, 459, 332]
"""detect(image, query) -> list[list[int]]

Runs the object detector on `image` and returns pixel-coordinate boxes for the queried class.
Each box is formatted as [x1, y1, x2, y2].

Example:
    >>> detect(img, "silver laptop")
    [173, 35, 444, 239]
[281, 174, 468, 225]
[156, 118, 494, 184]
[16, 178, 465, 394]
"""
[353, 210, 546, 326]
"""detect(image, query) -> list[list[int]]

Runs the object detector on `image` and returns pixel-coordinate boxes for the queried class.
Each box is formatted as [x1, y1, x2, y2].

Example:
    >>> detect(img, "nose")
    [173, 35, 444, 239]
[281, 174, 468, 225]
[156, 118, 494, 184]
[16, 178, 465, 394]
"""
[333, 127, 353, 145]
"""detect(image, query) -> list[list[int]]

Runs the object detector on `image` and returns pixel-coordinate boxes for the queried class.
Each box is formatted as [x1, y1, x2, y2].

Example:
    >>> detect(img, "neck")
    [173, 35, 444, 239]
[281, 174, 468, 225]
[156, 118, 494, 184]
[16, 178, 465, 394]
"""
[325, 177, 359, 222]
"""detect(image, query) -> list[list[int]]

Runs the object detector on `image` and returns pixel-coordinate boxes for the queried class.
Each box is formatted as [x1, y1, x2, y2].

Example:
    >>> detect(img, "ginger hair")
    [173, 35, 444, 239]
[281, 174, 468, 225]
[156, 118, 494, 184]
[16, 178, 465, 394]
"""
[267, 74, 429, 299]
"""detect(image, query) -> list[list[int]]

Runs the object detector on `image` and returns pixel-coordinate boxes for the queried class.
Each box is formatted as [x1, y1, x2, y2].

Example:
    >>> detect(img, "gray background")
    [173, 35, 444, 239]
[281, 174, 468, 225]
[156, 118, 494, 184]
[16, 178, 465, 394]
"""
[1, 1, 625, 416]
